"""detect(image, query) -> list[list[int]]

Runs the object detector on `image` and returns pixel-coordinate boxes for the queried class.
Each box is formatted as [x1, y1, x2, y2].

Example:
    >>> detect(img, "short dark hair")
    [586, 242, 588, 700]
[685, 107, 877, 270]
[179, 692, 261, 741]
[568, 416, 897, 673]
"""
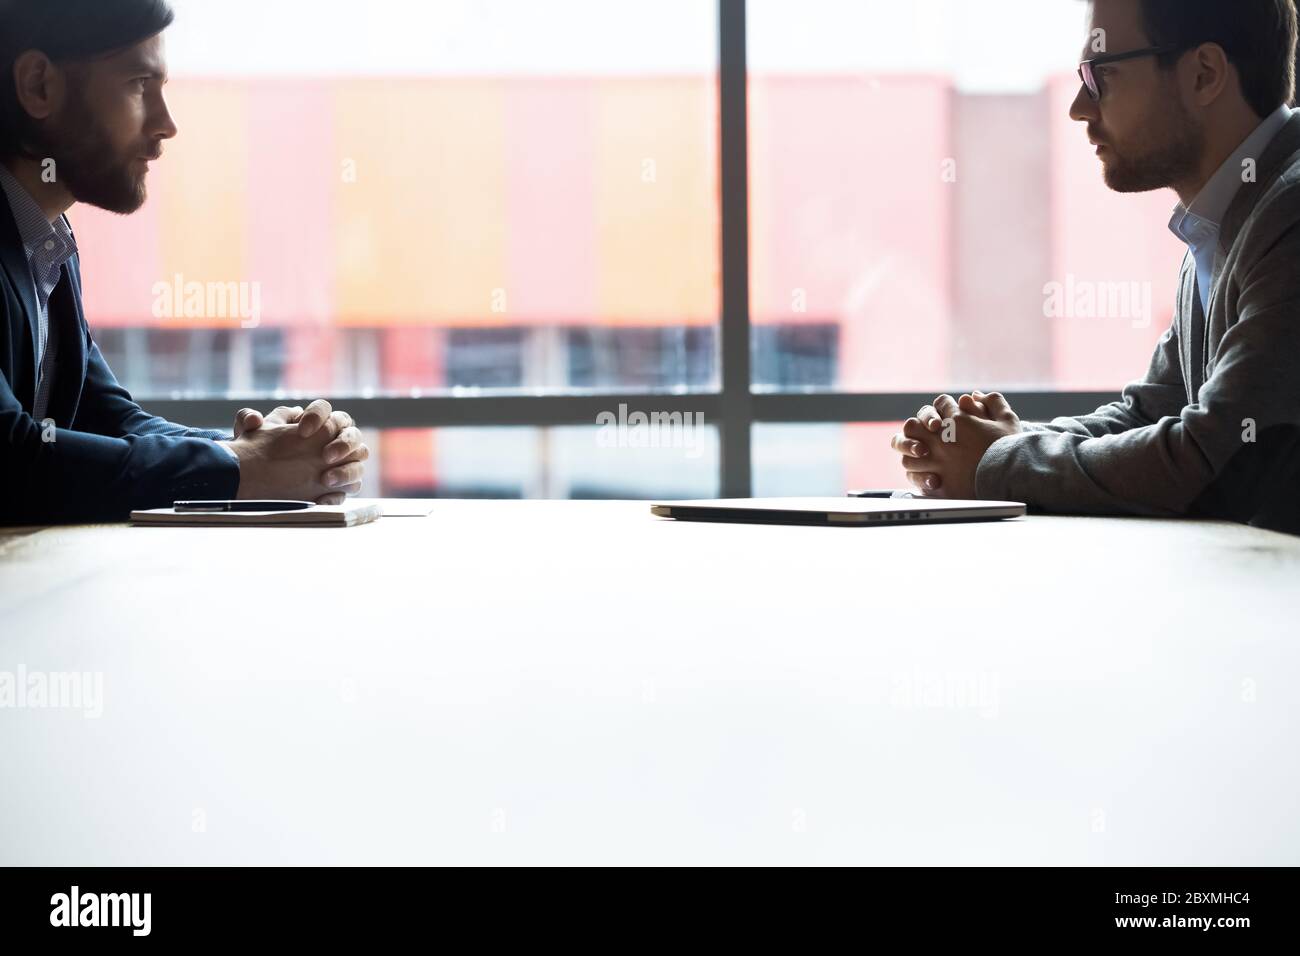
[0, 0, 176, 162]
[1139, 0, 1298, 118]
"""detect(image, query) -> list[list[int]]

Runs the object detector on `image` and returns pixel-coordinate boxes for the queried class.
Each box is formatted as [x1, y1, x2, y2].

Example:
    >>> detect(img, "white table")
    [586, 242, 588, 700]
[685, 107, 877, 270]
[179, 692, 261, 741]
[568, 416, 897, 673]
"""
[1, 501, 1297, 865]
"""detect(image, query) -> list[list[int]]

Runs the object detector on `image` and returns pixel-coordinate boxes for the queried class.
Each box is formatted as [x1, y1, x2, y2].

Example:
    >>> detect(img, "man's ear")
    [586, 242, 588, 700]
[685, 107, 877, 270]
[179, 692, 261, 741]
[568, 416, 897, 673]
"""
[1188, 42, 1232, 107]
[12, 50, 63, 122]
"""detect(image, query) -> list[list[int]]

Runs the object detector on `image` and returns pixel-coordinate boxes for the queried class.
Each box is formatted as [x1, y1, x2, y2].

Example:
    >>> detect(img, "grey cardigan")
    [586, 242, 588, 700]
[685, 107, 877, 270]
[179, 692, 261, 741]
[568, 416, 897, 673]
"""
[976, 112, 1300, 535]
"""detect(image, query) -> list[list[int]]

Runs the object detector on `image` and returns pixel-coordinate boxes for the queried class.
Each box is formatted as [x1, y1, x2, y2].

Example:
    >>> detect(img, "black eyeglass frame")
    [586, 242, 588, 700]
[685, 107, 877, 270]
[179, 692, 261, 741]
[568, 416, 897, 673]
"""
[1077, 44, 1185, 101]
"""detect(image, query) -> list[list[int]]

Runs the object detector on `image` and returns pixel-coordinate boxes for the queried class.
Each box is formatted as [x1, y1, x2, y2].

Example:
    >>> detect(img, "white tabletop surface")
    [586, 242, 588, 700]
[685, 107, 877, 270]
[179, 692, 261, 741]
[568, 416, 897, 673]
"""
[1, 500, 1297, 865]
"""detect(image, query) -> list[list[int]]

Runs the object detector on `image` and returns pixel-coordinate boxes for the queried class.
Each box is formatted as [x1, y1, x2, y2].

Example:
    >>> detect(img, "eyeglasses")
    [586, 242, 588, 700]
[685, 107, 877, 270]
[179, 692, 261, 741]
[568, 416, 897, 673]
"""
[1077, 45, 1180, 101]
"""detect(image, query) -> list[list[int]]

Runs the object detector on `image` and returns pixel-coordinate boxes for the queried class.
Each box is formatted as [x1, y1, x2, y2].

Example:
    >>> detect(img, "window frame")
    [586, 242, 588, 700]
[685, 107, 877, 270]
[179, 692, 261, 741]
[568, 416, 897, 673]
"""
[143, 0, 1113, 498]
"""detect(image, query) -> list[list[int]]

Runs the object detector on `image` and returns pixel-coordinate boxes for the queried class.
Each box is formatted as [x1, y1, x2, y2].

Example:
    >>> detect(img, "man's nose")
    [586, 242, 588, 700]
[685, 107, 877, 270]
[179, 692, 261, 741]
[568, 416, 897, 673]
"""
[150, 92, 179, 141]
[1069, 84, 1099, 124]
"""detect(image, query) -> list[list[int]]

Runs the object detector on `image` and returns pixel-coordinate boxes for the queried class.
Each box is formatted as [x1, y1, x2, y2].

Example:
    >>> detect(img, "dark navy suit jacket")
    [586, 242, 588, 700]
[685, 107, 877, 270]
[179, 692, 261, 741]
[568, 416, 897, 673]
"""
[1, 200, 238, 525]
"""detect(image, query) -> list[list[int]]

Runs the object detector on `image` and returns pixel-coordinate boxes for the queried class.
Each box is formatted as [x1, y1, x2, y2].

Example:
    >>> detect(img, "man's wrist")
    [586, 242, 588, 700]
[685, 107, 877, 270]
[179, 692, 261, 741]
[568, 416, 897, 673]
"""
[215, 439, 240, 465]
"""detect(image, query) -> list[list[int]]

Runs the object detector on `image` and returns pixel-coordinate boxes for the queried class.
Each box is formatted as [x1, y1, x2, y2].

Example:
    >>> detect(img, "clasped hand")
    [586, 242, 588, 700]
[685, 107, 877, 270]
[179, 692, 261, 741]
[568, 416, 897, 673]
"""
[219, 399, 369, 505]
[890, 391, 1023, 498]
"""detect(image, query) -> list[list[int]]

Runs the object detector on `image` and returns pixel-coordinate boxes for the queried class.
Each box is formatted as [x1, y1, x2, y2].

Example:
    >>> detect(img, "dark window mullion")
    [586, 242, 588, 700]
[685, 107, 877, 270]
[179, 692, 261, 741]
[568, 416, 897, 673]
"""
[718, 0, 753, 498]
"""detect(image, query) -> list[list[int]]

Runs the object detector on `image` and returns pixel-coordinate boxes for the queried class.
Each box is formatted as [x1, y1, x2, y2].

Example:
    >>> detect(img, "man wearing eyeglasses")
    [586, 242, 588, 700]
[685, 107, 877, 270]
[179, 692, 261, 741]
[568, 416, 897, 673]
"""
[893, 0, 1300, 534]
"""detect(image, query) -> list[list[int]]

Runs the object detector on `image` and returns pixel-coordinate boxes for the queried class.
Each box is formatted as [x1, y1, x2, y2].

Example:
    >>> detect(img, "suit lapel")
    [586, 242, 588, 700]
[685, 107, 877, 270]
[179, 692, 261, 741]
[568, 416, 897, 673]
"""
[51, 252, 88, 424]
[1219, 112, 1300, 253]
[1178, 255, 1206, 398]
[1189, 275, 1208, 393]
[0, 196, 39, 403]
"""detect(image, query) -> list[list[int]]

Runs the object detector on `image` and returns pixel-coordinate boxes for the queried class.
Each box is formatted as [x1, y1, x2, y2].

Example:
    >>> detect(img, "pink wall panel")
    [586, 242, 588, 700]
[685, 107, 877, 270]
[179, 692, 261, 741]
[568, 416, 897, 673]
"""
[246, 80, 339, 328]
[505, 80, 599, 322]
[750, 76, 953, 390]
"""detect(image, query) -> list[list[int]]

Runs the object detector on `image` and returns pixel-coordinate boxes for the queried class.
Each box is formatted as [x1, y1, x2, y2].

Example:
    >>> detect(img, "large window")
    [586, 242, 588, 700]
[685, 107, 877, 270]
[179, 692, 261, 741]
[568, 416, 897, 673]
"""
[77, 0, 1183, 498]
[79, 0, 719, 398]
[749, 0, 1182, 394]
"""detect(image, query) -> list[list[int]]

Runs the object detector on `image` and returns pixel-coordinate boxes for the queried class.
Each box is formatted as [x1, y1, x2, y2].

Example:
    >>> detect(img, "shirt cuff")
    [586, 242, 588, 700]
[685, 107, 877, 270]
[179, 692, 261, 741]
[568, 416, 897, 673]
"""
[215, 440, 239, 464]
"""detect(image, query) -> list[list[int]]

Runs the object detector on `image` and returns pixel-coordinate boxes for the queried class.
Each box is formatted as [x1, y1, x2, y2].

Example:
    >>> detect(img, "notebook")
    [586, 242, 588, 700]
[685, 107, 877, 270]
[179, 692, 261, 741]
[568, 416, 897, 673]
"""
[131, 499, 384, 528]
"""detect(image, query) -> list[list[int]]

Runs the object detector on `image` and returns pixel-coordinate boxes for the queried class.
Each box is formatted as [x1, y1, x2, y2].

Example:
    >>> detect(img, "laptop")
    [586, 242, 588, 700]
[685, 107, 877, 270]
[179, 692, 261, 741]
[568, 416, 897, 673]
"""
[650, 497, 1026, 527]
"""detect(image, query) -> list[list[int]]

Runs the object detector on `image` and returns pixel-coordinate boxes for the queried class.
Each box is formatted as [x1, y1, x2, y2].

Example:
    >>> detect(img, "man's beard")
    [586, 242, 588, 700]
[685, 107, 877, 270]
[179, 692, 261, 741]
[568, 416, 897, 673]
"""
[34, 89, 149, 215]
[1098, 98, 1205, 194]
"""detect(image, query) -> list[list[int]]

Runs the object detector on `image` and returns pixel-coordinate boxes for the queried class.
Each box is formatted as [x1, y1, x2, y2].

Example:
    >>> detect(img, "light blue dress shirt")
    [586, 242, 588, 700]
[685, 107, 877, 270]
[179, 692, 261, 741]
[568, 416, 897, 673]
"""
[1168, 104, 1294, 315]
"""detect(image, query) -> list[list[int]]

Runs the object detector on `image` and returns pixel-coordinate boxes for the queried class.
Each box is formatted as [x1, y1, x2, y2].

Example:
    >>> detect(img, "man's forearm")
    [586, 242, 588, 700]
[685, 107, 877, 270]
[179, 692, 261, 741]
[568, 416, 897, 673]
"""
[974, 425, 1195, 516]
[2, 419, 240, 524]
